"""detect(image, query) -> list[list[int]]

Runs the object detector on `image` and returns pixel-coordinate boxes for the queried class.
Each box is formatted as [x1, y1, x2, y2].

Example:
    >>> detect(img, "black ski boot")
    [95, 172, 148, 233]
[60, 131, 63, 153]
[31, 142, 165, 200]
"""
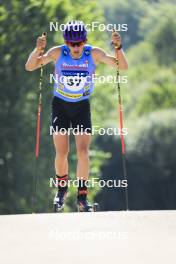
[53, 174, 68, 212]
[53, 190, 67, 212]
[77, 198, 93, 212]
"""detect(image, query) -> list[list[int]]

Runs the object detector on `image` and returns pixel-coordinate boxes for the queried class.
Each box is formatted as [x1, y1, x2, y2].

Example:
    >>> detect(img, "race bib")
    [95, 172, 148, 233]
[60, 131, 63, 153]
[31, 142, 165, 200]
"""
[61, 70, 89, 92]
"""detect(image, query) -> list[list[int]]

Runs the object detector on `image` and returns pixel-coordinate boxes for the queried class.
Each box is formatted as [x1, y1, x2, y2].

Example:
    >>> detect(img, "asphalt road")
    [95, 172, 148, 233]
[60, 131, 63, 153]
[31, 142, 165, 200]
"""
[0, 210, 175, 264]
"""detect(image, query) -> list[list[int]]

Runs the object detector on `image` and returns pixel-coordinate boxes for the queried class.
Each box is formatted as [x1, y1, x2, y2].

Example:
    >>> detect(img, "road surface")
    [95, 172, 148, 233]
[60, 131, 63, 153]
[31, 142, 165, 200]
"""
[0, 210, 175, 264]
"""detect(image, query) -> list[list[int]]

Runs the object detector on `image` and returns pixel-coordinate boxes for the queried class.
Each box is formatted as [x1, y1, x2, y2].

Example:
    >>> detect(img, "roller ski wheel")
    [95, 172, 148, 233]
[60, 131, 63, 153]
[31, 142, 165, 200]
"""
[93, 202, 100, 212]
[53, 191, 67, 213]
[77, 200, 100, 212]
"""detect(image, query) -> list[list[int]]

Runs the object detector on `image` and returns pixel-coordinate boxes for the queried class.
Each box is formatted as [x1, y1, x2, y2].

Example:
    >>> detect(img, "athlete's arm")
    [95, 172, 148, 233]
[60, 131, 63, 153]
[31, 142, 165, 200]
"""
[92, 47, 128, 70]
[25, 34, 61, 71]
[25, 47, 60, 71]
[92, 31, 128, 70]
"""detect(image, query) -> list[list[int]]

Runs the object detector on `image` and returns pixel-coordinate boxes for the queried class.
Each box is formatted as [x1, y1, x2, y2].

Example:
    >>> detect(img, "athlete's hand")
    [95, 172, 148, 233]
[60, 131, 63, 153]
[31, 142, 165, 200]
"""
[111, 31, 121, 48]
[36, 32, 46, 52]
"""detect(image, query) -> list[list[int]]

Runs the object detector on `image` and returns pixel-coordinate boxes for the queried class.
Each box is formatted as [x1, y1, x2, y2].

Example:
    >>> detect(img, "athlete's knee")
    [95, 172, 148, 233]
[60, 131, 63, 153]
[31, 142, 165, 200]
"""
[77, 146, 89, 159]
[55, 148, 69, 159]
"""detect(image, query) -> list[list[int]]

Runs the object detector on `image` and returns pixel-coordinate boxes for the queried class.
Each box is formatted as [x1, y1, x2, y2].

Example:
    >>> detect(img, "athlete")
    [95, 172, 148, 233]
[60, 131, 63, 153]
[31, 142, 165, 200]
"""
[25, 21, 128, 212]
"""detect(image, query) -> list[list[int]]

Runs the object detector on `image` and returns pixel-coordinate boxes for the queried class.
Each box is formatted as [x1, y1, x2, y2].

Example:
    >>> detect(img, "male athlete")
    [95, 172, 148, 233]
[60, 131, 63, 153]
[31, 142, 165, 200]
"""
[25, 21, 128, 212]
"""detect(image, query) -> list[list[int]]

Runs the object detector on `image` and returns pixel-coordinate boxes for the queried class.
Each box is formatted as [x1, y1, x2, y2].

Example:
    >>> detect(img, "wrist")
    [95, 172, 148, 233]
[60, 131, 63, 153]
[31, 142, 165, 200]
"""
[111, 41, 122, 50]
[35, 47, 44, 55]
[116, 44, 122, 50]
[114, 44, 122, 50]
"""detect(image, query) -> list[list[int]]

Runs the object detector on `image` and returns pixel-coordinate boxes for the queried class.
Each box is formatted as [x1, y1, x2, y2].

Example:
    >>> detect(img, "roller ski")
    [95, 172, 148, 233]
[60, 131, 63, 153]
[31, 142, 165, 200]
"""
[77, 198, 99, 212]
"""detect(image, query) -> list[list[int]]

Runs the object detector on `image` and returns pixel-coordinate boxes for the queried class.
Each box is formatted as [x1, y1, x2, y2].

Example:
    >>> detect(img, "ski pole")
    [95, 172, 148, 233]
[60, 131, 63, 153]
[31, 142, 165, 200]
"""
[113, 35, 129, 211]
[35, 34, 46, 159]
[32, 32, 46, 213]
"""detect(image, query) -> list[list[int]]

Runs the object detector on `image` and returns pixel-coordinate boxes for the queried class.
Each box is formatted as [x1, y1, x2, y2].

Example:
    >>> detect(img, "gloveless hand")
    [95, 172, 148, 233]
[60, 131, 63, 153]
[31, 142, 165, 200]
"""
[36, 33, 47, 52]
[111, 31, 121, 48]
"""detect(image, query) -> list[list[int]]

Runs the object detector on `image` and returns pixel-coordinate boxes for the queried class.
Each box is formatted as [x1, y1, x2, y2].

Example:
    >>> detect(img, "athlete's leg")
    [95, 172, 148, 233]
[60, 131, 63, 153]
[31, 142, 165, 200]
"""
[75, 133, 91, 180]
[52, 97, 71, 211]
[71, 99, 92, 209]
[53, 133, 69, 211]
[75, 133, 93, 211]
[53, 133, 69, 176]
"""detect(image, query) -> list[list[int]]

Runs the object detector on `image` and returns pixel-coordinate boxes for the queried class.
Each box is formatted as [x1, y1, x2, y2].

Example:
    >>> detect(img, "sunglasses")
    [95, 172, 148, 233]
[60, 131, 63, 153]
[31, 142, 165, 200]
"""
[67, 41, 84, 47]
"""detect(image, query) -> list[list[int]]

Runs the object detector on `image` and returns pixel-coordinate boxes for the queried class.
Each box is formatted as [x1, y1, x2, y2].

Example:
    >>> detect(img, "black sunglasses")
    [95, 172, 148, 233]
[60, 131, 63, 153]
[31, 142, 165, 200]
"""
[67, 41, 84, 47]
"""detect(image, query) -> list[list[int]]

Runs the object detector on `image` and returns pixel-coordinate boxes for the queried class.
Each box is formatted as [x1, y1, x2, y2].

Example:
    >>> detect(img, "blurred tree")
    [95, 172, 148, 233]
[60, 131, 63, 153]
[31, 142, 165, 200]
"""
[100, 0, 149, 48]
[140, 1, 176, 65]
[126, 110, 176, 209]
[0, 0, 52, 214]
[135, 72, 176, 115]
[96, 110, 176, 210]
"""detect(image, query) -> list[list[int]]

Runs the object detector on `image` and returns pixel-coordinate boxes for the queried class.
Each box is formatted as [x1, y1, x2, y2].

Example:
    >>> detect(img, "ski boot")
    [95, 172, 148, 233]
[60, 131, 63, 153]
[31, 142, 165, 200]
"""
[53, 174, 68, 212]
[53, 190, 67, 212]
[77, 199, 94, 212]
